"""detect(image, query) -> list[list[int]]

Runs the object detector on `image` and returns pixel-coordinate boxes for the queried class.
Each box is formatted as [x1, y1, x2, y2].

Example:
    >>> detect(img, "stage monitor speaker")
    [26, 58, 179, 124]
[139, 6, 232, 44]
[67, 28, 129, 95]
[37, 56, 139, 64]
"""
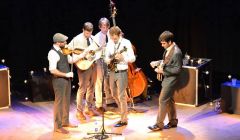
[0, 65, 11, 108]
[29, 72, 54, 102]
[174, 59, 212, 106]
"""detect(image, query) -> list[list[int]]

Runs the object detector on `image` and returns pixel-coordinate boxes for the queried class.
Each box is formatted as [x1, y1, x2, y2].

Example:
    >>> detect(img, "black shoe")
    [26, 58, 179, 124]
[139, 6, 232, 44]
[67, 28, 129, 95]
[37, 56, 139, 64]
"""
[164, 122, 177, 129]
[148, 124, 162, 131]
[114, 121, 128, 127]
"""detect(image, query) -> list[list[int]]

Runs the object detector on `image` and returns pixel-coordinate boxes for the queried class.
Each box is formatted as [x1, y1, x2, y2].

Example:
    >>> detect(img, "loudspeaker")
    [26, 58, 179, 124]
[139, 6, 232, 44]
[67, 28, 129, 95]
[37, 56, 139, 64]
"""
[174, 59, 212, 106]
[29, 72, 54, 102]
[0, 65, 11, 108]
[221, 82, 240, 114]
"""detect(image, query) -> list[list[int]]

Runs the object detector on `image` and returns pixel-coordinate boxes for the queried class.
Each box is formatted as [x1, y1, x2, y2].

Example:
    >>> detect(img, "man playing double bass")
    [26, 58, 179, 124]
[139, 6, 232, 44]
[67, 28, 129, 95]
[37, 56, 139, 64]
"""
[105, 26, 136, 127]
[93, 17, 114, 114]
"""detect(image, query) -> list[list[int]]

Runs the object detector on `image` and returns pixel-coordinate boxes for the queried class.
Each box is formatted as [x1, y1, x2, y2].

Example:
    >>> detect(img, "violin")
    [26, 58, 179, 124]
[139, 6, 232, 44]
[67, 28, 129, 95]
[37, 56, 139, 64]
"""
[61, 48, 83, 55]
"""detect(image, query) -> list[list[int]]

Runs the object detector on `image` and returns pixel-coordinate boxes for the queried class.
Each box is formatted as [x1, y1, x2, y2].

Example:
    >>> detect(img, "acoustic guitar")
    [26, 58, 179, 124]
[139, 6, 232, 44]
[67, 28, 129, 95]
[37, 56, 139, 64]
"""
[75, 44, 103, 70]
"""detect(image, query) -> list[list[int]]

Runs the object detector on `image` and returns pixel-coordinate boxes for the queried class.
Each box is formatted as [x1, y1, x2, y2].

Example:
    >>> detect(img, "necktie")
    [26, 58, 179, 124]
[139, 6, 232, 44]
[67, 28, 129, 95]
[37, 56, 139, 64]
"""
[87, 38, 90, 46]
[105, 35, 108, 43]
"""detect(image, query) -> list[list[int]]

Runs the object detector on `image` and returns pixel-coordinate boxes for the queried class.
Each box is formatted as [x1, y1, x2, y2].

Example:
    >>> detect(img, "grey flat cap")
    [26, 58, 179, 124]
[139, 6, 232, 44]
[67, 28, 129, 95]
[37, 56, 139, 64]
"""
[53, 33, 68, 42]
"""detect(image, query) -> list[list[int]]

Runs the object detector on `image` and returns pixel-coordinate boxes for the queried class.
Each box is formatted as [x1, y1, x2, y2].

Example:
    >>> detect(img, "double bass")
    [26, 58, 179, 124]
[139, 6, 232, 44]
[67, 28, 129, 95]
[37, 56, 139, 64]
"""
[127, 45, 148, 100]
[109, 1, 148, 100]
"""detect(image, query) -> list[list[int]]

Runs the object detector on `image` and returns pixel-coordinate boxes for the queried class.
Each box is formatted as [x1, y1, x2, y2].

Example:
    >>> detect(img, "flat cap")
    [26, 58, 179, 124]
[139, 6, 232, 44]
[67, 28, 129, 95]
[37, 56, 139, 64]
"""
[53, 33, 68, 42]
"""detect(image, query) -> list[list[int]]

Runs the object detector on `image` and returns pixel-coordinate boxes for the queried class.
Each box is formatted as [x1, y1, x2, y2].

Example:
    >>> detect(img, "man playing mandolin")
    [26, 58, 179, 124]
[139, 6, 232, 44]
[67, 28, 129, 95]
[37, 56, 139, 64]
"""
[105, 26, 136, 127]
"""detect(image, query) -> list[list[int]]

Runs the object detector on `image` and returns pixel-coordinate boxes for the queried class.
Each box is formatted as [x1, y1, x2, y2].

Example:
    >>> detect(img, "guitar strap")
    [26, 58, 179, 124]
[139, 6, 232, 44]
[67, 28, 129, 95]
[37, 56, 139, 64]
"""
[114, 39, 122, 54]
[163, 45, 175, 65]
[90, 37, 100, 48]
[157, 45, 175, 81]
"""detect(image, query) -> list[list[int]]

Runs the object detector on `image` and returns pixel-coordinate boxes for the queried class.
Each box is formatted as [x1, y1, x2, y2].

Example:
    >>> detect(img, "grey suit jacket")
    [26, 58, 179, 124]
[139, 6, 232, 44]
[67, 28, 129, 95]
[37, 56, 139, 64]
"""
[162, 45, 182, 89]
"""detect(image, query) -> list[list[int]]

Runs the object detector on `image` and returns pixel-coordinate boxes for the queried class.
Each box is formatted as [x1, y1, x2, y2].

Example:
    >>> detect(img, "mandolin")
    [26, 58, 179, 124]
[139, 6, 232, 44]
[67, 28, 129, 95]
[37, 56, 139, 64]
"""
[107, 46, 127, 71]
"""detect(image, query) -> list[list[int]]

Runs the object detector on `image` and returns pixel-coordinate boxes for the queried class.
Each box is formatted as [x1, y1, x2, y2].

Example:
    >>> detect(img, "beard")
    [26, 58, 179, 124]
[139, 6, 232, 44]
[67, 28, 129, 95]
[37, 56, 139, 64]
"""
[59, 44, 66, 48]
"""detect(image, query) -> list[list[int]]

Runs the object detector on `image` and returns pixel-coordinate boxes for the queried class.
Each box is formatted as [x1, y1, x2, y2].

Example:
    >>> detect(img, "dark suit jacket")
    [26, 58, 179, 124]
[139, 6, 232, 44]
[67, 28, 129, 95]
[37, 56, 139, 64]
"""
[162, 44, 182, 89]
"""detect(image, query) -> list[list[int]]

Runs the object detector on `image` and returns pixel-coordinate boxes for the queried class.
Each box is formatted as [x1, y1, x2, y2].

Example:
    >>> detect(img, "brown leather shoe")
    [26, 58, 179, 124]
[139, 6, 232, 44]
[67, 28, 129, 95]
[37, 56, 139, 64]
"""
[62, 124, 78, 128]
[76, 111, 86, 120]
[85, 110, 98, 116]
[96, 107, 105, 114]
[54, 128, 69, 134]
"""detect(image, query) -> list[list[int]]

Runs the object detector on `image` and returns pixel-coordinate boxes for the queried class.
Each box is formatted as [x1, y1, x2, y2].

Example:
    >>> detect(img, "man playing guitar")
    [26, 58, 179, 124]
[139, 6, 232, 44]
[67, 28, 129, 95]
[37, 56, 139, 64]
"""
[67, 22, 99, 120]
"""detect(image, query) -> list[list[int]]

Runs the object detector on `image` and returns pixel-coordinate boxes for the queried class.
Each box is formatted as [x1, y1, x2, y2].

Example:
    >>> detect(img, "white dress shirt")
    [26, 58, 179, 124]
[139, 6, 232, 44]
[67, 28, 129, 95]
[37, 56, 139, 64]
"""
[105, 37, 136, 71]
[48, 45, 62, 71]
[94, 31, 110, 57]
[48, 45, 83, 71]
[94, 31, 110, 46]
[67, 33, 100, 62]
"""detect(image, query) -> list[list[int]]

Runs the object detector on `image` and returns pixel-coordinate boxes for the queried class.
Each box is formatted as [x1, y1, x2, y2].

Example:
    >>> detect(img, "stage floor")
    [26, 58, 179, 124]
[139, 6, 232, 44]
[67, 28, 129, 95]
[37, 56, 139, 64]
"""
[0, 94, 240, 140]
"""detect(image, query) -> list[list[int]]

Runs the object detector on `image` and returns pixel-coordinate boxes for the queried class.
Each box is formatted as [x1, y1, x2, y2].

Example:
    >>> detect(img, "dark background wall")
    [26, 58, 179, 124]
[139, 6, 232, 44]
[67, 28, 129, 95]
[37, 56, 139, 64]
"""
[1, 0, 240, 98]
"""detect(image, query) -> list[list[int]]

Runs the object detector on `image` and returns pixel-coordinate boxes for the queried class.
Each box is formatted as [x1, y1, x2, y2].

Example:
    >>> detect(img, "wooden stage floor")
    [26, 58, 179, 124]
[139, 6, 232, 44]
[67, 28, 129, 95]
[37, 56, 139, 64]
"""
[0, 94, 240, 140]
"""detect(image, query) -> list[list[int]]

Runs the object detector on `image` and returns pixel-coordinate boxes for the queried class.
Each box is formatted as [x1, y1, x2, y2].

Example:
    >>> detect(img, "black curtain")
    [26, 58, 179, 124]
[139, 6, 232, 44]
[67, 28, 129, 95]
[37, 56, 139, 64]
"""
[1, 0, 240, 96]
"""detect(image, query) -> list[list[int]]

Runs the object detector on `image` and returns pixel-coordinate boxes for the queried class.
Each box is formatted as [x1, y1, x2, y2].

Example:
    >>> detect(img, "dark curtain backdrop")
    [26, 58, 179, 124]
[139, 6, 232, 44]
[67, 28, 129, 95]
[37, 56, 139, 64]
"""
[1, 0, 240, 96]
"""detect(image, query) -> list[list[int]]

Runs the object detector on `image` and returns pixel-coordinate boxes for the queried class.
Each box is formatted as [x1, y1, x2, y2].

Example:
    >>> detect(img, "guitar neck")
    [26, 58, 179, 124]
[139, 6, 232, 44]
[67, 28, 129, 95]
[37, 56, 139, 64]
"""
[112, 17, 116, 26]
[110, 47, 127, 59]
[110, 1, 117, 26]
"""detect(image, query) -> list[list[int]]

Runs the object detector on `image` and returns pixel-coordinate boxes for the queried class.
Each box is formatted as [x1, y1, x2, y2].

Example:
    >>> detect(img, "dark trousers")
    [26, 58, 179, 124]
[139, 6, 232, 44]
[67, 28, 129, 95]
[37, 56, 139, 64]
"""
[156, 85, 178, 128]
[52, 78, 71, 130]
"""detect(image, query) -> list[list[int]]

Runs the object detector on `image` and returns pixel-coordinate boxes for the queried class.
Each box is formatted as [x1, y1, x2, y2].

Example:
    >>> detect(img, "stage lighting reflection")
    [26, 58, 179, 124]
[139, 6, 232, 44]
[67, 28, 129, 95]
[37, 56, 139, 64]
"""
[1, 59, 5, 63]
[228, 75, 232, 80]
[43, 67, 47, 72]
[30, 70, 34, 75]
[203, 71, 209, 75]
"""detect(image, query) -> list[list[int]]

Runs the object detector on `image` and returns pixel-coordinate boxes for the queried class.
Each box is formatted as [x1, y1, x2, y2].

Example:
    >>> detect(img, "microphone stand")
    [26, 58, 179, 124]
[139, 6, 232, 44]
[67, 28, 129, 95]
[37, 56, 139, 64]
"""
[87, 45, 121, 140]
[70, 37, 75, 81]
[87, 1, 123, 139]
